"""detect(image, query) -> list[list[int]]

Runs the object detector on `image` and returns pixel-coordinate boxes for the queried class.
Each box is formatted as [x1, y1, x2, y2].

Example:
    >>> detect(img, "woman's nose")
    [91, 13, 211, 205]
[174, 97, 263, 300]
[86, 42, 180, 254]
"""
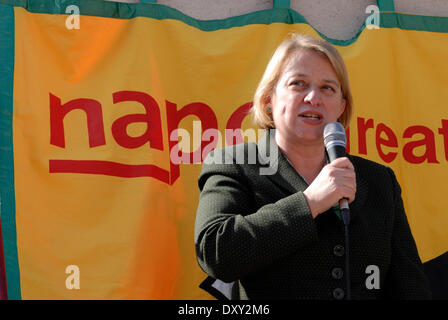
[303, 88, 322, 106]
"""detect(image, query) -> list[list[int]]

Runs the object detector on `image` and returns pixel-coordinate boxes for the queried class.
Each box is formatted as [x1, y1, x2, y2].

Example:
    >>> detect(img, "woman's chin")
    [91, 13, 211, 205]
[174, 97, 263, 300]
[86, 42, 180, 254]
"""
[294, 127, 324, 140]
[291, 132, 324, 146]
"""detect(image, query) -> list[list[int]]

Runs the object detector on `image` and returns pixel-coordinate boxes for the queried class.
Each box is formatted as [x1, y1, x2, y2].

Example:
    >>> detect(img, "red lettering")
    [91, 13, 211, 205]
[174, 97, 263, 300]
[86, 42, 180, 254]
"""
[49, 160, 170, 182]
[166, 101, 218, 184]
[403, 125, 439, 164]
[376, 123, 398, 163]
[357, 117, 374, 155]
[438, 119, 448, 161]
[225, 102, 253, 146]
[111, 91, 163, 150]
[50, 93, 105, 148]
[50, 91, 446, 182]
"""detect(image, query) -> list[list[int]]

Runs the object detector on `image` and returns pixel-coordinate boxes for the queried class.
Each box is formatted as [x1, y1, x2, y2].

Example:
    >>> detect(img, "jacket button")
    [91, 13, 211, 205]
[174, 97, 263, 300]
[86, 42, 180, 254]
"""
[333, 288, 345, 300]
[333, 245, 345, 257]
[331, 267, 344, 279]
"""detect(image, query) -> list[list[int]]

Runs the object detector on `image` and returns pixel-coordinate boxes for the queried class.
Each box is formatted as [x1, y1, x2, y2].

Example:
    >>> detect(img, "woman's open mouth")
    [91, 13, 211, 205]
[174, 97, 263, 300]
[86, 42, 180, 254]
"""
[300, 113, 321, 120]
[298, 112, 323, 123]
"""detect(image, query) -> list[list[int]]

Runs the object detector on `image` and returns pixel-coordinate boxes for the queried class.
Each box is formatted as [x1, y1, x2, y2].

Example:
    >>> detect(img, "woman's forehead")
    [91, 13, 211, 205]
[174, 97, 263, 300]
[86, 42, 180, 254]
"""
[281, 50, 339, 80]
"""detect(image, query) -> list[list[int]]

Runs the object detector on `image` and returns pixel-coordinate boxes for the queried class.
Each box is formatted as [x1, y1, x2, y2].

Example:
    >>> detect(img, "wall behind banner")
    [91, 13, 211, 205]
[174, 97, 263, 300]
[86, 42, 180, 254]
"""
[107, 0, 448, 40]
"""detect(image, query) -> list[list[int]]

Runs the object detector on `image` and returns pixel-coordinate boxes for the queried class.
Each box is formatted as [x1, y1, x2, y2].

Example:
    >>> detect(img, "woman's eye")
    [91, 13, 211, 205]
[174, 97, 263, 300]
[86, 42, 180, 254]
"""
[291, 80, 305, 87]
[322, 85, 335, 92]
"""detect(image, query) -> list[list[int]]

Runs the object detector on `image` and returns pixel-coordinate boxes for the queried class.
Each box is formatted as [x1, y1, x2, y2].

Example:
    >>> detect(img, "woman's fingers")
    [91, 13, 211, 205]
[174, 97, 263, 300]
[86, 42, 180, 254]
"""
[303, 157, 357, 217]
[330, 157, 355, 170]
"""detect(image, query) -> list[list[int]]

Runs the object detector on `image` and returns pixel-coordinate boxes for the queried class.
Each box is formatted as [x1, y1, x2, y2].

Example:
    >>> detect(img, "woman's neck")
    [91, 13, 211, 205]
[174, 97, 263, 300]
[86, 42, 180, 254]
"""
[275, 134, 327, 184]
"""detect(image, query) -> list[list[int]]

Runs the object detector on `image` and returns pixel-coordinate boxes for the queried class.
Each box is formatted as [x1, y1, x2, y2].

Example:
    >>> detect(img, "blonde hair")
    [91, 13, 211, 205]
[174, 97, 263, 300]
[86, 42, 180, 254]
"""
[252, 33, 353, 129]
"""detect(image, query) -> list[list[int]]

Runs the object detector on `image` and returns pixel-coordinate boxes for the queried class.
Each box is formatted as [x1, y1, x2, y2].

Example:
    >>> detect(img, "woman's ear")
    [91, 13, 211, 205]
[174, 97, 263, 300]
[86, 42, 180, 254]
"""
[263, 96, 272, 112]
[264, 95, 271, 106]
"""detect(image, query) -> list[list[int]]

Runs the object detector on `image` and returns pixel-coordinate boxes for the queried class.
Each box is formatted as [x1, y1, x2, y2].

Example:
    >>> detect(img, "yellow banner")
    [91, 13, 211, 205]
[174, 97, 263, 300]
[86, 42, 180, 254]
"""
[9, 5, 448, 299]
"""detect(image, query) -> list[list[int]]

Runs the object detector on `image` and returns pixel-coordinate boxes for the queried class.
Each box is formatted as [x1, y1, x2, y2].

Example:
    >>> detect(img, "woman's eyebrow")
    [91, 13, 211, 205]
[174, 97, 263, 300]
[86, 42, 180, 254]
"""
[289, 73, 307, 78]
[322, 79, 340, 87]
[288, 73, 340, 87]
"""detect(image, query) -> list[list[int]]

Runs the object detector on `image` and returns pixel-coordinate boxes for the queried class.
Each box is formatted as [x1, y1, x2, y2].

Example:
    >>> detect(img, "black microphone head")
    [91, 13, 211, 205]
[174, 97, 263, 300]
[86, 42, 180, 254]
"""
[324, 122, 346, 161]
[324, 122, 346, 148]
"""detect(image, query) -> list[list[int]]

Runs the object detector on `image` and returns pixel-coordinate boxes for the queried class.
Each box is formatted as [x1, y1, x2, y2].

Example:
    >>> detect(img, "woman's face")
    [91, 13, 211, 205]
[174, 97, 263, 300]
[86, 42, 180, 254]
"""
[271, 49, 346, 147]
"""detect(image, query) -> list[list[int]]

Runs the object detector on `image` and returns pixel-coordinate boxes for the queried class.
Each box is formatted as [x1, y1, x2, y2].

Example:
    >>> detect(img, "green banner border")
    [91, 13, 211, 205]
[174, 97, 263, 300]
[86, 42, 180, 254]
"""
[0, 3, 20, 300]
[0, 0, 446, 300]
[0, 0, 446, 46]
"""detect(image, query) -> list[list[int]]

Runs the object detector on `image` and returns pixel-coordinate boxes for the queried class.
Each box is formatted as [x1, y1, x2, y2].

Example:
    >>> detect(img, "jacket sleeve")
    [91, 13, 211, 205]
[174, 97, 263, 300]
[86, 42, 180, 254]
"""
[194, 149, 319, 283]
[384, 167, 432, 299]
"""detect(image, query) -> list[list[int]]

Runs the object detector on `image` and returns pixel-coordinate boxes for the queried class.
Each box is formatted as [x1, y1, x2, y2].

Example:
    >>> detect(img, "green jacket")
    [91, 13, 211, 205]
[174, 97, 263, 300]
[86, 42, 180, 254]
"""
[194, 129, 431, 299]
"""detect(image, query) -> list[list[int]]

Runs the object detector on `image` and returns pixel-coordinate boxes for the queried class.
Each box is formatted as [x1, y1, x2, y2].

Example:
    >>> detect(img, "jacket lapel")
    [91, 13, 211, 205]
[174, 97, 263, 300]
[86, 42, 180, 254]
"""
[256, 129, 309, 194]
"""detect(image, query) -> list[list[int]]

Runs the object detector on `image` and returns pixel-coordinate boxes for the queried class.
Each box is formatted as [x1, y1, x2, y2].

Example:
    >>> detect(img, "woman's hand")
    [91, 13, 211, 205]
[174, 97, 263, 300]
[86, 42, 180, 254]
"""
[303, 157, 356, 219]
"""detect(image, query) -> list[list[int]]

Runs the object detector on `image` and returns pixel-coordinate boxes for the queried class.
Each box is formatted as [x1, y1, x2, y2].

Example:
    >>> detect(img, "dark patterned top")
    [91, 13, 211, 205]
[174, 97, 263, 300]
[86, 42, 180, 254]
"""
[194, 130, 431, 300]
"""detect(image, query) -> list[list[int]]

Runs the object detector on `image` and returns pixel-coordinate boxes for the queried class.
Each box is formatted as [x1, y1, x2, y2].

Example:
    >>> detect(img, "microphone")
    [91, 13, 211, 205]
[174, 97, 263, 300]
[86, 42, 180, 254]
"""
[323, 121, 347, 162]
[324, 121, 351, 300]
[323, 122, 350, 225]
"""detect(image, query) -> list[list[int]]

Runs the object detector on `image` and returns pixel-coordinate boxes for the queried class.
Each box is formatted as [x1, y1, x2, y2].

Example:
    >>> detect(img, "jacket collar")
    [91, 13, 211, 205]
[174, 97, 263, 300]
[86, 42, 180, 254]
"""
[256, 129, 368, 219]
[257, 129, 308, 194]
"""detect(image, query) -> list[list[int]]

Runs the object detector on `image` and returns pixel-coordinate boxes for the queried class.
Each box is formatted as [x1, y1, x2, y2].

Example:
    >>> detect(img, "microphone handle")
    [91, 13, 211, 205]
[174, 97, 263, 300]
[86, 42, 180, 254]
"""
[339, 198, 350, 226]
[326, 145, 346, 163]
[339, 198, 349, 210]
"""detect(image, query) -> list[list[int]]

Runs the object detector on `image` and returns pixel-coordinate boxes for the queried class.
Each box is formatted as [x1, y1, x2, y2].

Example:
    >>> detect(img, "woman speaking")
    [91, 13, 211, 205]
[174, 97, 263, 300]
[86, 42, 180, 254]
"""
[194, 34, 431, 300]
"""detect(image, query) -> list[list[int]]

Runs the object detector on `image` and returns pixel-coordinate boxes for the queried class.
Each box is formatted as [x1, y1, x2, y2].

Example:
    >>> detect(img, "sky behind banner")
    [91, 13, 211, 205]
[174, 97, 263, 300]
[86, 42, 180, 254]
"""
[0, 0, 447, 299]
